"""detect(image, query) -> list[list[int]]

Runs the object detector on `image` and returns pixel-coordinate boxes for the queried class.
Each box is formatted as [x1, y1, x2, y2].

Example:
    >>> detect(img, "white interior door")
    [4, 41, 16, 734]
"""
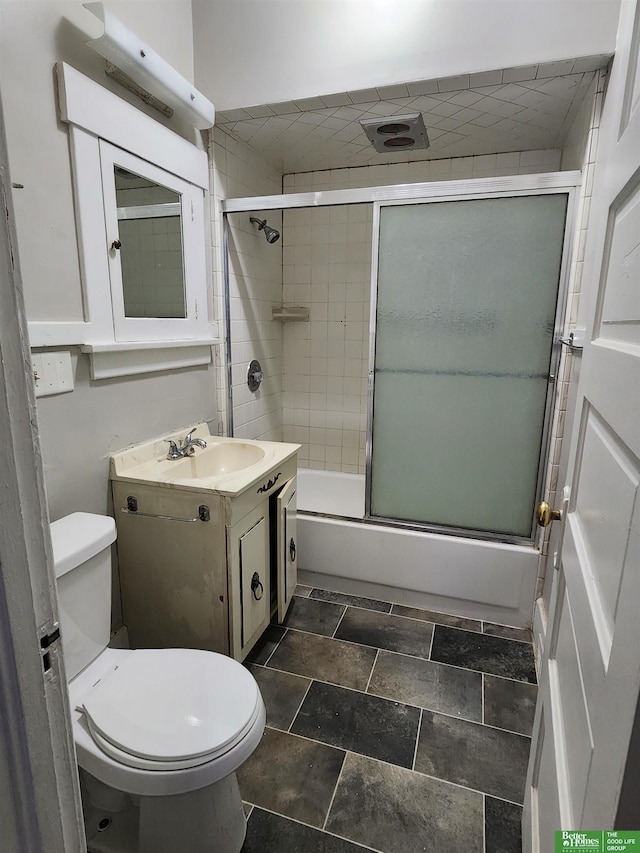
[524, 2, 640, 848]
[0, 101, 85, 850]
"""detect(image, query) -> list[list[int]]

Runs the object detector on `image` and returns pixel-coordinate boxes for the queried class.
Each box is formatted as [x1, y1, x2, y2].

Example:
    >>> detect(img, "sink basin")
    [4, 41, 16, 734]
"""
[110, 426, 300, 496]
[167, 442, 265, 478]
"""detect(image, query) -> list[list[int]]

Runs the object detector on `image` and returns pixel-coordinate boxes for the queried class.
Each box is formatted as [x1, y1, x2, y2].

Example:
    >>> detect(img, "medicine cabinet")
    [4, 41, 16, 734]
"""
[100, 141, 208, 343]
[29, 63, 217, 378]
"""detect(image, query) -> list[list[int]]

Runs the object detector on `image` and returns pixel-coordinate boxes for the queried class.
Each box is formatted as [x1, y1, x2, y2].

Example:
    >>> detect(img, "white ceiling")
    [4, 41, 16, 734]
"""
[215, 55, 610, 174]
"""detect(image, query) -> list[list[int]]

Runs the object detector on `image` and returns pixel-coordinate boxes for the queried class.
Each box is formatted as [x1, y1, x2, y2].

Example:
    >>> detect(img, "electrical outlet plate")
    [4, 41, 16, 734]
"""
[32, 351, 74, 397]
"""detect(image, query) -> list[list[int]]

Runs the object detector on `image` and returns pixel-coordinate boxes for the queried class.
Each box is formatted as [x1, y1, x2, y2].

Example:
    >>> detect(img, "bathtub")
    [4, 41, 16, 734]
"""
[296, 468, 539, 628]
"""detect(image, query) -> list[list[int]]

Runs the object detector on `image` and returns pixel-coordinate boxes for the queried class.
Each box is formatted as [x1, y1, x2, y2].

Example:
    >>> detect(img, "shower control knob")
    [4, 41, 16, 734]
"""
[247, 359, 263, 392]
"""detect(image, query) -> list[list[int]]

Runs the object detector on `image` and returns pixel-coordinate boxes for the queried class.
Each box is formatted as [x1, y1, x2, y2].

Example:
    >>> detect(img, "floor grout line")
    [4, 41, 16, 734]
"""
[321, 751, 348, 833]
[411, 708, 423, 772]
[363, 648, 380, 694]
[260, 626, 288, 667]
[262, 723, 344, 753]
[483, 793, 486, 853]
[287, 677, 314, 734]
[330, 602, 349, 638]
[482, 673, 485, 726]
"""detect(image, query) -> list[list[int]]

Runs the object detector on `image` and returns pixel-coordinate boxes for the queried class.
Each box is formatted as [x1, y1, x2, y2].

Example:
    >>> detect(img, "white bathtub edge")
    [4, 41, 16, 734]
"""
[297, 514, 538, 628]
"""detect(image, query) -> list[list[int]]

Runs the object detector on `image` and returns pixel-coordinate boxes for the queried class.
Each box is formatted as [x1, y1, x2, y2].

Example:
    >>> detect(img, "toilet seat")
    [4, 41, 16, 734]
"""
[80, 648, 261, 772]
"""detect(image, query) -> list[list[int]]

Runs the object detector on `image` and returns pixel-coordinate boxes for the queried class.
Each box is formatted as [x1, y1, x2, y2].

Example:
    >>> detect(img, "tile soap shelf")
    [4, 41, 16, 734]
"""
[271, 306, 310, 323]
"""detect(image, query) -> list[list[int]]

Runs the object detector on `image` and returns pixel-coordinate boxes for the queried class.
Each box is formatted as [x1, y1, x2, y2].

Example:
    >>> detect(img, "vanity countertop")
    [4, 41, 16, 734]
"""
[110, 425, 299, 496]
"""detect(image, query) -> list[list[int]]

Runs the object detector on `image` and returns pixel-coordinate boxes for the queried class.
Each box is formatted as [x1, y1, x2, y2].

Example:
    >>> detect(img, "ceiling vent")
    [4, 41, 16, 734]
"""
[360, 113, 430, 153]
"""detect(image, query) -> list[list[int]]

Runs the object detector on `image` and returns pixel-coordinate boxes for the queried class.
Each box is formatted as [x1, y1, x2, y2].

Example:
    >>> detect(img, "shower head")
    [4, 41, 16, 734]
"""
[250, 216, 280, 244]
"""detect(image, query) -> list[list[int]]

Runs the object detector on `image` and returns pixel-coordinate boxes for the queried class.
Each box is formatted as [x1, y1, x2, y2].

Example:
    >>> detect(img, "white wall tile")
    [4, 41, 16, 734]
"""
[209, 128, 283, 440]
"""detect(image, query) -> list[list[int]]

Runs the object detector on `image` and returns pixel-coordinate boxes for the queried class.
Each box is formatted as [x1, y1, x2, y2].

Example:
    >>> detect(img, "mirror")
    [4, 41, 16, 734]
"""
[114, 166, 186, 319]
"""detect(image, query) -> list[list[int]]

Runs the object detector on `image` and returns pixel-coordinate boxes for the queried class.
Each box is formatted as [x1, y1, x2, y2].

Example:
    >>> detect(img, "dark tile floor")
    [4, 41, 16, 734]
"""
[239, 586, 537, 853]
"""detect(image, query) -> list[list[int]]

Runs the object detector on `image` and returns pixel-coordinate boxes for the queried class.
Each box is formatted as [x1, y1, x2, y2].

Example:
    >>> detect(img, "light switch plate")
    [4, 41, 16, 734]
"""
[32, 351, 74, 397]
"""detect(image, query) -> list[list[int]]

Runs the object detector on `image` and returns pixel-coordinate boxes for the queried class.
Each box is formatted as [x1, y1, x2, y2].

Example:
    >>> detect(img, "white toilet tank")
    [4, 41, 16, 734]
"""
[50, 512, 117, 681]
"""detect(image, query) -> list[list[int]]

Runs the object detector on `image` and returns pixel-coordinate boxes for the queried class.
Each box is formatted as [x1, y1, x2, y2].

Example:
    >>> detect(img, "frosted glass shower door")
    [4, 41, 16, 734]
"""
[369, 193, 568, 538]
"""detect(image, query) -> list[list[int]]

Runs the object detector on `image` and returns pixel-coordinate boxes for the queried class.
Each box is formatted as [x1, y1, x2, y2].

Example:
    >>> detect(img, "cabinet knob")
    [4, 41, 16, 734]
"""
[251, 572, 264, 600]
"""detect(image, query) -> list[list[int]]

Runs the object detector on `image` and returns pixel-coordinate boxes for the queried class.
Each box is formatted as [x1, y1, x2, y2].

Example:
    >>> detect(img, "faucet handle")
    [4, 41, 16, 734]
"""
[164, 439, 180, 459]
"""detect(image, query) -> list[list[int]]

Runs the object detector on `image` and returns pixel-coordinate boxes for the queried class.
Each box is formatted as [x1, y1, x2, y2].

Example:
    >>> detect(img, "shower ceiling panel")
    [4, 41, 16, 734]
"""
[215, 55, 610, 173]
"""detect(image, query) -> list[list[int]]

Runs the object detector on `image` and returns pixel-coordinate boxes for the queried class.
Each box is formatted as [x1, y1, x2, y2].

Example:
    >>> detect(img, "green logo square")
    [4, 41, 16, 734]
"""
[555, 831, 603, 851]
[555, 831, 640, 852]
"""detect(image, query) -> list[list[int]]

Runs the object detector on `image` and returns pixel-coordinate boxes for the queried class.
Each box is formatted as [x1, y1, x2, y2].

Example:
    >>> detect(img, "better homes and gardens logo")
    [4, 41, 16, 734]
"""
[555, 831, 640, 852]
[557, 833, 603, 849]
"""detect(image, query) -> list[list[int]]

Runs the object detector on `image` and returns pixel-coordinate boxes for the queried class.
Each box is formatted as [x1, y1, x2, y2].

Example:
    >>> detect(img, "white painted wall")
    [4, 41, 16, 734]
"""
[0, 0, 213, 630]
[193, 0, 620, 110]
[0, 0, 196, 321]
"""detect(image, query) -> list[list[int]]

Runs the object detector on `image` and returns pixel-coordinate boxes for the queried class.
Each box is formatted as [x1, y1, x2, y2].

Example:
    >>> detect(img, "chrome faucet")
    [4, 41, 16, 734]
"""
[165, 428, 207, 459]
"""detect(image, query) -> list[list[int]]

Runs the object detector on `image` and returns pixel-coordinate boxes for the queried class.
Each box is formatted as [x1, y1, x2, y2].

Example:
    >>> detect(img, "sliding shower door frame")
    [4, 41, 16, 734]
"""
[365, 177, 580, 546]
[222, 172, 580, 543]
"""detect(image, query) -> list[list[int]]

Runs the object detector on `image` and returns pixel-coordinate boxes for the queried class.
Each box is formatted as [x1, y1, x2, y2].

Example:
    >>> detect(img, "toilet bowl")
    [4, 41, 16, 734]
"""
[51, 512, 265, 853]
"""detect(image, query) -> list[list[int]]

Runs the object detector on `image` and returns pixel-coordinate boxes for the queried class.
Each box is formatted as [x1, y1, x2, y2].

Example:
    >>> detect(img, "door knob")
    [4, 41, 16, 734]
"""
[535, 501, 562, 528]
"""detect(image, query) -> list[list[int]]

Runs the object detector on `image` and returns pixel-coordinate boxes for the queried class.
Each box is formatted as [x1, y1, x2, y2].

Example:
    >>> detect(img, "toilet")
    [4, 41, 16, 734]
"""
[51, 512, 265, 853]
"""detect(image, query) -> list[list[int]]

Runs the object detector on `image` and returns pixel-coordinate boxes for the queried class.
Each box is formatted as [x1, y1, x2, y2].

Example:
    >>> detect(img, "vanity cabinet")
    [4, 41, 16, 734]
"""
[111, 454, 297, 661]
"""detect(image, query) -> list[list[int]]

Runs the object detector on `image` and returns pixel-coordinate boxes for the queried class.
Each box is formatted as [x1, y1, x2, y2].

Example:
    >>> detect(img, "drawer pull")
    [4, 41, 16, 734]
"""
[289, 537, 296, 562]
[257, 472, 281, 493]
[251, 572, 264, 600]
[122, 497, 210, 523]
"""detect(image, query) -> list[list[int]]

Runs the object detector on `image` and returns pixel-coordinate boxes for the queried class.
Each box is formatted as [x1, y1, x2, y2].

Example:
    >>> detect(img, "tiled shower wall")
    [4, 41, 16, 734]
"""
[281, 149, 562, 472]
[209, 127, 284, 440]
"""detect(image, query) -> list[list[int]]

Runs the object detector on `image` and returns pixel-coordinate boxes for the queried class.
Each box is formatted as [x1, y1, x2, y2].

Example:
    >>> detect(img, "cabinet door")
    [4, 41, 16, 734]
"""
[229, 502, 270, 660]
[240, 517, 269, 648]
[277, 476, 298, 622]
[112, 482, 228, 654]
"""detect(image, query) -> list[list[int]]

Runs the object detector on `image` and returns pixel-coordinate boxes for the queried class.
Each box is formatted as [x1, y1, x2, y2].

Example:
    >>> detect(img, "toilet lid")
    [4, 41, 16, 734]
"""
[81, 649, 260, 764]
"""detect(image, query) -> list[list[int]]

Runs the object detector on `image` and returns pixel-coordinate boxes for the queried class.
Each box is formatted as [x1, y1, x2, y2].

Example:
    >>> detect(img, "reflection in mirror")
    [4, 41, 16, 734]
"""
[114, 166, 186, 318]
